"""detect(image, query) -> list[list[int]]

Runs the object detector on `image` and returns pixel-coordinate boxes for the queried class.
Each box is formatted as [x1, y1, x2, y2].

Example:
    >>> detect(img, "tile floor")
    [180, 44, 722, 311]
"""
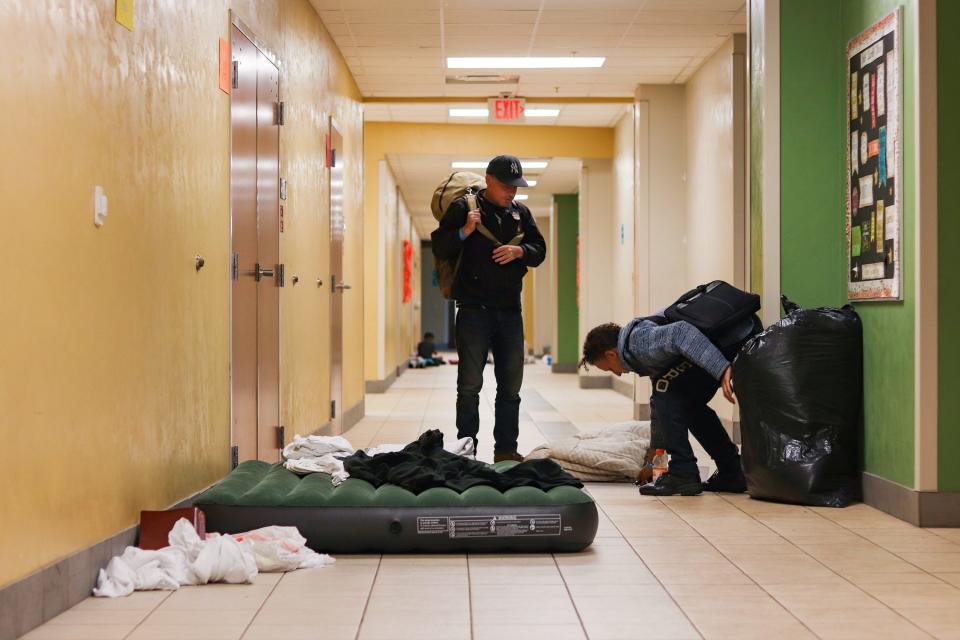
[22, 362, 960, 639]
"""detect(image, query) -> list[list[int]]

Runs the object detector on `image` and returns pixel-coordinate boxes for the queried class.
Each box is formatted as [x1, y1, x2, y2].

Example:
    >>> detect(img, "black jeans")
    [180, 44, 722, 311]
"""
[650, 345, 747, 479]
[455, 306, 524, 453]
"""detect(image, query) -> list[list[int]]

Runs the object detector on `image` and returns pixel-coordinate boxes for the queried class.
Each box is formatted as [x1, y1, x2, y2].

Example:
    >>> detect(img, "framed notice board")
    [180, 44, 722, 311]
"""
[846, 9, 901, 301]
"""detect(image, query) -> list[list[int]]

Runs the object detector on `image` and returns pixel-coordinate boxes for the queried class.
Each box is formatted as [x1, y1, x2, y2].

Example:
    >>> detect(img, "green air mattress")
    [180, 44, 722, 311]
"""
[194, 460, 598, 553]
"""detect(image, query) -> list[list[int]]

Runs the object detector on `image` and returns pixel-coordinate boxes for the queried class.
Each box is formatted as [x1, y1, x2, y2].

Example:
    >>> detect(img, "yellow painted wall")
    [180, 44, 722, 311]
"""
[0, 0, 363, 587]
[278, 0, 364, 430]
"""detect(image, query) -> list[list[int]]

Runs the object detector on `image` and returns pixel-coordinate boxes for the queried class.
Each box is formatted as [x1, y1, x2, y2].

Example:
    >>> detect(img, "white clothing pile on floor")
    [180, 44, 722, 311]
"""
[93, 519, 333, 598]
[282, 433, 475, 483]
[525, 421, 651, 482]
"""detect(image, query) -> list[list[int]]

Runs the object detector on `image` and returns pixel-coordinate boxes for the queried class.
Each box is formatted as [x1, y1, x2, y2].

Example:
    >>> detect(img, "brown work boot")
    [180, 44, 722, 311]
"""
[493, 451, 524, 463]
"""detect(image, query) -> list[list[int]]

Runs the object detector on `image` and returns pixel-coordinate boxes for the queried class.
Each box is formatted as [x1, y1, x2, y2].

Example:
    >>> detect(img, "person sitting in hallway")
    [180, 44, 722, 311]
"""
[431, 155, 547, 462]
[578, 309, 761, 496]
[415, 332, 446, 367]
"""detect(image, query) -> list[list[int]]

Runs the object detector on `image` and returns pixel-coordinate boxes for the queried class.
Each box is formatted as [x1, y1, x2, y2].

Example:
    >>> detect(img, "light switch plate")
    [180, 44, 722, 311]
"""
[94, 186, 108, 227]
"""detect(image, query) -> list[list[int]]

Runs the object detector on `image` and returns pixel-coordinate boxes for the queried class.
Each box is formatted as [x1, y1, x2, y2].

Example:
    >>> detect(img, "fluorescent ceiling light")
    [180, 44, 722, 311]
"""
[448, 108, 559, 118]
[451, 160, 550, 170]
[514, 194, 529, 201]
[448, 57, 605, 69]
[449, 108, 488, 117]
[526, 109, 560, 117]
[525, 180, 538, 187]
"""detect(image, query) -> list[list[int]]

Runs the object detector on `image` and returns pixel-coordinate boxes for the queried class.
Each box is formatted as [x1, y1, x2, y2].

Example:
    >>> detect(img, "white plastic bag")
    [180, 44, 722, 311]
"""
[94, 518, 332, 597]
[230, 525, 333, 572]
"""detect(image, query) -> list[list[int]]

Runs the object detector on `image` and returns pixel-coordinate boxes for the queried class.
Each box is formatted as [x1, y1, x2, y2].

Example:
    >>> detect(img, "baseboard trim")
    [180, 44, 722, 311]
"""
[0, 484, 215, 640]
[551, 362, 578, 374]
[365, 367, 398, 394]
[611, 376, 633, 399]
[578, 375, 612, 390]
[344, 398, 365, 431]
[862, 472, 960, 527]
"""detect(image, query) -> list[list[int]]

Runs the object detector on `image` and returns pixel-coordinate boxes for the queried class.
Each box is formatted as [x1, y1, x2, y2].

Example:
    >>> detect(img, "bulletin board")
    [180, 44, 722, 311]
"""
[846, 9, 901, 301]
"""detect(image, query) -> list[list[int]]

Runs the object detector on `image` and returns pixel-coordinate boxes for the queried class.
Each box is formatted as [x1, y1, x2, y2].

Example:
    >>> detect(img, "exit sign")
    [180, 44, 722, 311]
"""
[488, 97, 526, 123]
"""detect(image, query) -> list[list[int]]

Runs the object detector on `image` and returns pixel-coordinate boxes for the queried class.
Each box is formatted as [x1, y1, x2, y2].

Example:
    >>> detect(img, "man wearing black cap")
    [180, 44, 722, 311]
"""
[431, 155, 547, 462]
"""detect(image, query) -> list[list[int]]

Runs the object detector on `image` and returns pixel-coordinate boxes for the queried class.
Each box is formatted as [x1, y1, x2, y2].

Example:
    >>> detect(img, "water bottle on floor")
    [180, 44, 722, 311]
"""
[651, 449, 668, 482]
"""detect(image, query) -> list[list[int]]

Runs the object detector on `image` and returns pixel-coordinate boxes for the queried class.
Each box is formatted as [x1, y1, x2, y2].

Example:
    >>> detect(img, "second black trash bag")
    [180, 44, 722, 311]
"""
[732, 296, 863, 507]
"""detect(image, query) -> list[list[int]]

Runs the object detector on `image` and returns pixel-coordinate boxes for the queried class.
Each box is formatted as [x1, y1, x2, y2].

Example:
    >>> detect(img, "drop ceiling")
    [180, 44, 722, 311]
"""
[310, 0, 747, 103]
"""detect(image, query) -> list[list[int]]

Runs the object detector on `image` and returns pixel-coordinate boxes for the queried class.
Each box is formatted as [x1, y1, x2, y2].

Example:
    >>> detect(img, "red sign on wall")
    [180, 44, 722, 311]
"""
[488, 97, 526, 123]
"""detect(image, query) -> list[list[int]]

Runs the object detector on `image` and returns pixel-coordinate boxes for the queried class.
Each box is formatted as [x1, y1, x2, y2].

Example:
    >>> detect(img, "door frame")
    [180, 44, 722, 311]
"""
[228, 12, 283, 465]
[328, 117, 345, 435]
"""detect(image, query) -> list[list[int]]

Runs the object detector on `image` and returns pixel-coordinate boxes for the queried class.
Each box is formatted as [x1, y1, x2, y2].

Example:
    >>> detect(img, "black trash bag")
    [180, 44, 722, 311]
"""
[732, 295, 863, 507]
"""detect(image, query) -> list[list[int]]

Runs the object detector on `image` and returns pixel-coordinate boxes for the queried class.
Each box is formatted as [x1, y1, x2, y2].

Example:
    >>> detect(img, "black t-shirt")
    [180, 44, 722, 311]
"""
[417, 341, 435, 359]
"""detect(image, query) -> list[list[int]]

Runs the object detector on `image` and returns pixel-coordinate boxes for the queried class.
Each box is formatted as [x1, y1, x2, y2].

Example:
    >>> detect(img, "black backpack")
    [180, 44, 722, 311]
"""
[645, 281, 761, 346]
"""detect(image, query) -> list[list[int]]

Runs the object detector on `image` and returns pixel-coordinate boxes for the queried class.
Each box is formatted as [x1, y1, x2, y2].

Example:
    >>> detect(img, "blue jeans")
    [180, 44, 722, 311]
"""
[455, 306, 524, 453]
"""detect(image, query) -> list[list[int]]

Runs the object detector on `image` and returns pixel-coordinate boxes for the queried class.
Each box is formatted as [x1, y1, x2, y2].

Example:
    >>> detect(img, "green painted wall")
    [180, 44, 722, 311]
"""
[780, 0, 846, 308]
[938, 0, 960, 490]
[555, 194, 580, 366]
[778, 0, 916, 487]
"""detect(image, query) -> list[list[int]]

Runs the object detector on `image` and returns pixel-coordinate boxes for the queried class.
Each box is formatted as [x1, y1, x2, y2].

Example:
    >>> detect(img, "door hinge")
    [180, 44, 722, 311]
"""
[276, 425, 285, 449]
[276, 101, 285, 126]
[230, 445, 239, 469]
[277, 263, 285, 287]
[331, 400, 336, 420]
[231, 60, 239, 89]
[231, 252, 239, 281]
[279, 177, 287, 201]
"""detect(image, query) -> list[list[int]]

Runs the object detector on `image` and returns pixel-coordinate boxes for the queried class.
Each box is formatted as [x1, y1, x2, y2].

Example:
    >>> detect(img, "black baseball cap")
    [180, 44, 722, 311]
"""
[486, 154, 529, 187]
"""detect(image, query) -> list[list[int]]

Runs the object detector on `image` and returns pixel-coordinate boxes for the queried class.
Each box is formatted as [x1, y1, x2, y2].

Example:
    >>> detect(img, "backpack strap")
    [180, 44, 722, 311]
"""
[464, 192, 525, 247]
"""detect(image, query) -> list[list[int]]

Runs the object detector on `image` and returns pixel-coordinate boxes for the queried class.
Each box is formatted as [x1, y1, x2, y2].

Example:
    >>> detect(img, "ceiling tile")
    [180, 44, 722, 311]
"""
[444, 10, 541, 24]
[545, 0, 648, 8]
[341, 10, 440, 23]
[539, 10, 638, 23]
[643, 0, 745, 10]
[535, 23, 631, 36]
[637, 10, 739, 25]
[443, 0, 543, 10]
[444, 23, 535, 37]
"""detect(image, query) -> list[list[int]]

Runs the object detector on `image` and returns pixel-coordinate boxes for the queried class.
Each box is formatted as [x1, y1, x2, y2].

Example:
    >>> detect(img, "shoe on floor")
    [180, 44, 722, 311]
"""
[702, 469, 747, 493]
[639, 472, 703, 496]
[493, 451, 524, 463]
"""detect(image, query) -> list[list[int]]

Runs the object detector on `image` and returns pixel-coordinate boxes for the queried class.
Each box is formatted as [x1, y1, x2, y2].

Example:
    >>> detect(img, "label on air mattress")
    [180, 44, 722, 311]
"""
[416, 514, 562, 538]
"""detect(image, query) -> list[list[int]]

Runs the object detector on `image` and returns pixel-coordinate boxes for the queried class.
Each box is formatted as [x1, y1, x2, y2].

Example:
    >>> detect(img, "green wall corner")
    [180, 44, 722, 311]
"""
[554, 194, 580, 366]
[938, 0, 960, 491]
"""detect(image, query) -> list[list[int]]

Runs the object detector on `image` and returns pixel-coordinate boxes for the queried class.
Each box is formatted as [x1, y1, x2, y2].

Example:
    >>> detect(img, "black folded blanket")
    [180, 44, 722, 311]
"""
[343, 430, 583, 494]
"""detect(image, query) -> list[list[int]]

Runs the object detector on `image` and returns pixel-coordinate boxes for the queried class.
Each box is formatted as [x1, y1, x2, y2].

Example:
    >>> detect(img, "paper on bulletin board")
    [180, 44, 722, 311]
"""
[116, 0, 134, 31]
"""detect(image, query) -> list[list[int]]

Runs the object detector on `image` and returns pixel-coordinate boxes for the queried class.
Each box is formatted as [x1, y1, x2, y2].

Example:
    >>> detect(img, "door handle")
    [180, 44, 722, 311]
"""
[335, 282, 352, 291]
[254, 263, 275, 281]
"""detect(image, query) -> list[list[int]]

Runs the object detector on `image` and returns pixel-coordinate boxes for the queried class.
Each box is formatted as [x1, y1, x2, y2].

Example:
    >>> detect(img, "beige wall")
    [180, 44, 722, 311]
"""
[612, 109, 637, 325]
[578, 159, 615, 383]
[365, 160, 421, 383]
[0, 0, 363, 587]
[683, 37, 745, 423]
[684, 37, 737, 289]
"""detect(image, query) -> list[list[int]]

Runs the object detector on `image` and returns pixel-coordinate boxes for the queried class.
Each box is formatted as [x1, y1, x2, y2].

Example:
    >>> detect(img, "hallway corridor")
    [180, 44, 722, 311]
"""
[21, 366, 960, 640]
